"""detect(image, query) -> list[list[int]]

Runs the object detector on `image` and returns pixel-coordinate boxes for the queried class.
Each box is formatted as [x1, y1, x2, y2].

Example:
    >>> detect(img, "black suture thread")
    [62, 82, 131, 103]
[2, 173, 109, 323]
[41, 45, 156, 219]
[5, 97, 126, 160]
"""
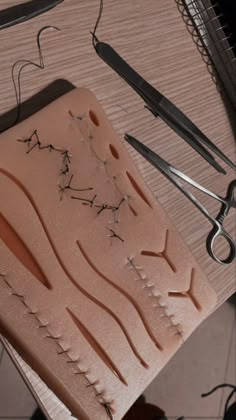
[95, 197, 125, 215]
[1, 26, 60, 133]
[1, 275, 114, 409]
[109, 229, 124, 243]
[91, 0, 104, 48]
[17, 130, 94, 198]
[18, 112, 125, 245]
[59, 174, 93, 194]
[71, 194, 98, 207]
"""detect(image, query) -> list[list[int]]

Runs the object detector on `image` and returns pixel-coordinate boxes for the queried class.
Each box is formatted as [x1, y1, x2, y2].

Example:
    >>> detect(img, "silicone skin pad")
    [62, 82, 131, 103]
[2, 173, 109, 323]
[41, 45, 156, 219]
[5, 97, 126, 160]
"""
[0, 88, 216, 420]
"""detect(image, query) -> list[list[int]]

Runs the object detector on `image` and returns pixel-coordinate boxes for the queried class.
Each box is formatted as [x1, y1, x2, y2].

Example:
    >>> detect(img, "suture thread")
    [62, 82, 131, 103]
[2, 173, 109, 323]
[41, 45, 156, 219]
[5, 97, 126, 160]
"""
[77, 239, 162, 356]
[69, 110, 139, 241]
[109, 229, 124, 243]
[18, 128, 126, 243]
[0, 273, 114, 416]
[59, 174, 93, 195]
[0, 169, 144, 370]
[1, 26, 60, 133]
[18, 130, 72, 181]
[91, 0, 104, 48]
[127, 257, 183, 341]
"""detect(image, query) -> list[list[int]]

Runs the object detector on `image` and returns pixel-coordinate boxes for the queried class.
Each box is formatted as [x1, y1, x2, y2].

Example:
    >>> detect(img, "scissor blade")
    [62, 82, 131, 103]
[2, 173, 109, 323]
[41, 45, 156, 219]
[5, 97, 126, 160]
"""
[0, 0, 63, 30]
[95, 41, 229, 174]
[124, 133, 220, 225]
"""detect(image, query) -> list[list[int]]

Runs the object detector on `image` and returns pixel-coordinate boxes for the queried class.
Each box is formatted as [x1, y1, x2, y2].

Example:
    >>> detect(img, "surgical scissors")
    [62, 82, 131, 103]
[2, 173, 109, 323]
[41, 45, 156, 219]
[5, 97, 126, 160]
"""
[125, 133, 236, 265]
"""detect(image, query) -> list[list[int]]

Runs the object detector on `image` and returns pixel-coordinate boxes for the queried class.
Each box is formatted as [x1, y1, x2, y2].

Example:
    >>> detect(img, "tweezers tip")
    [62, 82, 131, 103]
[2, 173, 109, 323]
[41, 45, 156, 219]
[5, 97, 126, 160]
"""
[217, 165, 227, 175]
[124, 133, 136, 147]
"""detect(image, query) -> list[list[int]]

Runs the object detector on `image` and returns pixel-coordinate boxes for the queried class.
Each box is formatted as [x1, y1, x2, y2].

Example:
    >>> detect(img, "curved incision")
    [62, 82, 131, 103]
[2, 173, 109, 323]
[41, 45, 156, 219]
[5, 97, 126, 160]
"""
[77, 239, 162, 353]
[0, 168, 148, 366]
[0, 211, 51, 289]
[67, 308, 128, 386]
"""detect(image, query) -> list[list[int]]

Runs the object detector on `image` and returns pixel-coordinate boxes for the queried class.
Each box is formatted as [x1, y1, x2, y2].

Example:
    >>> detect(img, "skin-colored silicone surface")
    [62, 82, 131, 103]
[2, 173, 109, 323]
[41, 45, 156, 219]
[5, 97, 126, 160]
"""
[0, 88, 216, 420]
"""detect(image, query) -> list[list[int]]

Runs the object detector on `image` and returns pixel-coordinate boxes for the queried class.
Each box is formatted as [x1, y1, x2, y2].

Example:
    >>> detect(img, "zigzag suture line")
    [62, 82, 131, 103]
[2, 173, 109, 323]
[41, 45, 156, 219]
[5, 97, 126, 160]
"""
[17, 125, 132, 243]
[0, 113, 202, 417]
[0, 168, 146, 369]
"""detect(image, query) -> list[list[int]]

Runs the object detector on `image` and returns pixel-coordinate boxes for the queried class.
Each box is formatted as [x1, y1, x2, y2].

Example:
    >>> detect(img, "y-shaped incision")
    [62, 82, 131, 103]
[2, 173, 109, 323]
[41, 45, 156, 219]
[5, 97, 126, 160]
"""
[141, 230, 176, 273]
[168, 268, 202, 311]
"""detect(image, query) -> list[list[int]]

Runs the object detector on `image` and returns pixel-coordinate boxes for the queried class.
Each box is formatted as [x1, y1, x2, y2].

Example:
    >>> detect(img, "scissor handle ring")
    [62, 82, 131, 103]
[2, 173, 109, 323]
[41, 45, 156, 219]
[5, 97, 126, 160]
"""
[207, 225, 236, 265]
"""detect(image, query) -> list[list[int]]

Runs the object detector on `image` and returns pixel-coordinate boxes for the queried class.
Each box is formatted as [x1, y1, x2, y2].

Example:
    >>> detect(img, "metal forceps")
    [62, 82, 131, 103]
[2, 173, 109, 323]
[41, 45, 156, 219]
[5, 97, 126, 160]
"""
[125, 134, 236, 265]
[94, 40, 236, 174]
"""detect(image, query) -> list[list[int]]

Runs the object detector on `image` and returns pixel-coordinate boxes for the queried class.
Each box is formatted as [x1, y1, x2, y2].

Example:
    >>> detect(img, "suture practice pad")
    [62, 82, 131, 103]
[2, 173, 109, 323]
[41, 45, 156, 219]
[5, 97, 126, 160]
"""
[0, 88, 216, 420]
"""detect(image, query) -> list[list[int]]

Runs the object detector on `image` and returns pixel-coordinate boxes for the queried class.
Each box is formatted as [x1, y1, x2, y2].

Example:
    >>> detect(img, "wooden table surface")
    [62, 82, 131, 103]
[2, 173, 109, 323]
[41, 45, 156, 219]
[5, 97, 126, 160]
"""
[0, 0, 235, 418]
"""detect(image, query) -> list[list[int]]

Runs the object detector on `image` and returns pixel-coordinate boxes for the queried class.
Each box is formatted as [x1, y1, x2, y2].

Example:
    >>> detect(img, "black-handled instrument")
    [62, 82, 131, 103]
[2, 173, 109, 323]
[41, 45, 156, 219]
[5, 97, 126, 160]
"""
[0, 0, 63, 30]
